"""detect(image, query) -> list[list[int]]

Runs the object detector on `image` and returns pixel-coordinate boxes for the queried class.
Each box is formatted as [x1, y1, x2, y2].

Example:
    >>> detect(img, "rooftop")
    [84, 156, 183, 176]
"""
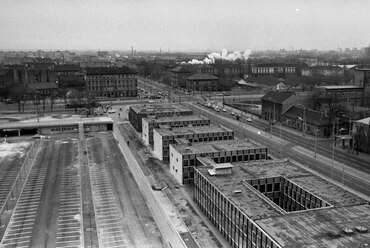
[171, 66, 191, 73]
[130, 103, 192, 115]
[281, 106, 329, 125]
[0, 117, 113, 130]
[171, 139, 265, 155]
[195, 160, 370, 247]
[85, 66, 136, 75]
[316, 85, 364, 90]
[155, 125, 232, 137]
[260, 91, 295, 104]
[187, 73, 218, 81]
[143, 115, 209, 124]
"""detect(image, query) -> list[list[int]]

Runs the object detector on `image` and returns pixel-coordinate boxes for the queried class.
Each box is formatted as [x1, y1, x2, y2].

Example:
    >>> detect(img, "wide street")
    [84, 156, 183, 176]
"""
[138, 78, 370, 197]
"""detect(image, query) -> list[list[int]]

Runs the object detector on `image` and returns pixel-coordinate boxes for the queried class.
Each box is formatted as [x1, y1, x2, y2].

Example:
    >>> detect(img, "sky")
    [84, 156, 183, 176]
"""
[1, 0, 370, 52]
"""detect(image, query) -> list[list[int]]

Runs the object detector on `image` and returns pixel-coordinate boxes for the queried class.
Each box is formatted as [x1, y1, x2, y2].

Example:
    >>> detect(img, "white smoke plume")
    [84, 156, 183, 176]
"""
[181, 49, 251, 64]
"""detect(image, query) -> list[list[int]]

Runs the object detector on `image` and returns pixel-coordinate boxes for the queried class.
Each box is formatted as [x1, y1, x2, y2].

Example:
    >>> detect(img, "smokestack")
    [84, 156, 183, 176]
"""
[131, 46, 133, 55]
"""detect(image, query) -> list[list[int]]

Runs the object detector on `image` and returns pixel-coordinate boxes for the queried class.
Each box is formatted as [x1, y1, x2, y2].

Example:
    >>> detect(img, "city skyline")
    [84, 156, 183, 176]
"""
[1, 0, 370, 52]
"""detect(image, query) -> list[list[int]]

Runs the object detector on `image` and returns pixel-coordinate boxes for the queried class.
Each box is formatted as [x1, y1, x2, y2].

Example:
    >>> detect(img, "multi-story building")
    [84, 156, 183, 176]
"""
[301, 65, 345, 77]
[186, 73, 219, 92]
[169, 139, 268, 185]
[315, 85, 364, 107]
[55, 64, 85, 91]
[171, 66, 192, 89]
[153, 125, 234, 161]
[85, 66, 138, 99]
[129, 103, 193, 132]
[142, 115, 210, 145]
[250, 63, 297, 78]
[194, 160, 370, 248]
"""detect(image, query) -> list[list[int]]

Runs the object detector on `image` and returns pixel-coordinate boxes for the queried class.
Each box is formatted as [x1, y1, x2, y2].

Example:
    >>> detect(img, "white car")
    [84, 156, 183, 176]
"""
[107, 109, 116, 114]
[222, 108, 227, 112]
[148, 100, 155, 103]
[247, 118, 252, 122]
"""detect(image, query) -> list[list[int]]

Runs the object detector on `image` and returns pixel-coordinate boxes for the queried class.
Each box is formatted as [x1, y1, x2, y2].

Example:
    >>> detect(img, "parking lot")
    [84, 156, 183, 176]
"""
[86, 134, 164, 248]
[0, 133, 165, 247]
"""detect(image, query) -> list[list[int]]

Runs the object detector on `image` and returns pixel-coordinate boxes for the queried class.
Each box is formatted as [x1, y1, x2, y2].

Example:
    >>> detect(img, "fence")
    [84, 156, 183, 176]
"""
[0, 141, 40, 229]
[113, 123, 187, 248]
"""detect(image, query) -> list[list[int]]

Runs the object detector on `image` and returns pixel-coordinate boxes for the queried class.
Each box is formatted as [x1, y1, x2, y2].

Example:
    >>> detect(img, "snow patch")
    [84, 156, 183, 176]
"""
[0, 142, 31, 158]
[73, 214, 81, 222]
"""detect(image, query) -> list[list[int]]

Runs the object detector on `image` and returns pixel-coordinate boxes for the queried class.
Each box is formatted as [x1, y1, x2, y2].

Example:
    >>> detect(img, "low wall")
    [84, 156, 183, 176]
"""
[113, 123, 186, 248]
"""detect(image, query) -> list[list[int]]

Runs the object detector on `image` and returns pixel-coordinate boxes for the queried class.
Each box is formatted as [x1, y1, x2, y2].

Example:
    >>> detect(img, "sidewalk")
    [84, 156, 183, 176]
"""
[293, 145, 370, 183]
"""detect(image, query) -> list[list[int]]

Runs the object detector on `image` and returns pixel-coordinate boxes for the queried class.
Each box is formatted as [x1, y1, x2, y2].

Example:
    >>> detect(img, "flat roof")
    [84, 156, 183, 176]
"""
[143, 115, 209, 124]
[0, 117, 113, 130]
[317, 85, 364, 90]
[171, 139, 266, 155]
[155, 125, 232, 136]
[256, 205, 370, 247]
[130, 103, 192, 114]
[195, 160, 370, 247]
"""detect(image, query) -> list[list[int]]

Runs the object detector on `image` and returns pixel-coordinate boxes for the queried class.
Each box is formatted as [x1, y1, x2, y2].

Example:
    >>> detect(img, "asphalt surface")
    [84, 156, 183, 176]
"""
[86, 134, 164, 248]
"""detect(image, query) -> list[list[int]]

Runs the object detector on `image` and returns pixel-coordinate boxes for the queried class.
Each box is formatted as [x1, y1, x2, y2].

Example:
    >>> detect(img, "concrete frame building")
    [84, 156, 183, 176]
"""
[153, 125, 234, 161]
[129, 103, 193, 132]
[194, 160, 370, 248]
[169, 139, 268, 185]
[142, 115, 210, 145]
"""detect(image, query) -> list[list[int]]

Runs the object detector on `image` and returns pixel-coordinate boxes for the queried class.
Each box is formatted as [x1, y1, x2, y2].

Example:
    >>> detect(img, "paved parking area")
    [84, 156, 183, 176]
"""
[90, 164, 129, 248]
[55, 160, 82, 248]
[0, 164, 48, 247]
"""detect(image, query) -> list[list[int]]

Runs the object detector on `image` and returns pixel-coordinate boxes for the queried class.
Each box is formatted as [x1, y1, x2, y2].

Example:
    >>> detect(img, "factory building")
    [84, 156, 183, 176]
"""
[142, 115, 210, 145]
[153, 125, 234, 161]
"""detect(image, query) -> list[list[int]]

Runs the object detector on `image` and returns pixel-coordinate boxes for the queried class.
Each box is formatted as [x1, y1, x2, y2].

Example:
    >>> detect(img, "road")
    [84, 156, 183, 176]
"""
[185, 102, 370, 197]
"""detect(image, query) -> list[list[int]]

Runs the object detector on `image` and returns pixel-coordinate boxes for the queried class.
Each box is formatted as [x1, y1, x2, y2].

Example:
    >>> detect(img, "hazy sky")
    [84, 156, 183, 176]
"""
[1, 0, 370, 52]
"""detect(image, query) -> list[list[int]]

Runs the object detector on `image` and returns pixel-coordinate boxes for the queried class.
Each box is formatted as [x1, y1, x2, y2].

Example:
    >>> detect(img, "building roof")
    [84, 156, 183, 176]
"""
[187, 73, 218, 81]
[55, 64, 81, 72]
[281, 106, 329, 126]
[255, 63, 297, 68]
[260, 91, 295, 104]
[143, 115, 209, 124]
[316, 85, 364, 90]
[130, 103, 192, 115]
[170, 139, 266, 155]
[171, 66, 191, 73]
[195, 160, 370, 247]
[27, 82, 58, 90]
[154, 125, 232, 137]
[85, 66, 136, 75]
[0, 117, 113, 130]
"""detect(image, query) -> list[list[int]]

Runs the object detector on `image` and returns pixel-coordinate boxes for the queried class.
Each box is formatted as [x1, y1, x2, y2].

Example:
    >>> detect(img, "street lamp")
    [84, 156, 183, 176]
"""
[314, 112, 324, 158]
[331, 137, 345, 180]
[342, 114, 352, 152]
[268, 97, 276, 140]
[297, 104, 306, 137]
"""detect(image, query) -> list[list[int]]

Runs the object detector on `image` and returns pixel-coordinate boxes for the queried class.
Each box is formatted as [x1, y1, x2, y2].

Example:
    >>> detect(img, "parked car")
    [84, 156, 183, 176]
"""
[107, 109, 116, 114]
[247, 118, 252, 122]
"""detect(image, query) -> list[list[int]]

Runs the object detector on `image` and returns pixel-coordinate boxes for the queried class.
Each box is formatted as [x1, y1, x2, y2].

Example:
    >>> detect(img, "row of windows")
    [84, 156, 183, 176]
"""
[194, 172, 281, 248]
[183, 149, 267, 160]
[87, 74, 136, 79]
